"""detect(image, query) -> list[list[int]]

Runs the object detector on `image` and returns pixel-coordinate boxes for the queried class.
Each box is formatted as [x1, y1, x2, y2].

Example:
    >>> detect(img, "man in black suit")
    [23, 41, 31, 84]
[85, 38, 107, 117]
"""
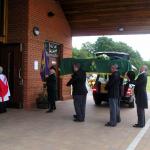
[46, 66, 57, 113]
[133, 65, 148, 128]
[67, 63, 88, 122]
[105, 64, 120, 127]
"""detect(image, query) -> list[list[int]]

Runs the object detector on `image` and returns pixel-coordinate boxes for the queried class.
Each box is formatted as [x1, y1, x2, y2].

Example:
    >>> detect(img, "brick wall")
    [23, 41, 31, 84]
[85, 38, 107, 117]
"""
[7, 0, 72, 109]
[26, 0, 72, 108]
[7, 0, 29, 108]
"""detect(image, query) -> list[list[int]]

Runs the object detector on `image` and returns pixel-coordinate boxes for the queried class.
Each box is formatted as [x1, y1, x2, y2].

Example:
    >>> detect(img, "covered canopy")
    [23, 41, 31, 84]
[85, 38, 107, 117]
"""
[59, 0, 150, 35]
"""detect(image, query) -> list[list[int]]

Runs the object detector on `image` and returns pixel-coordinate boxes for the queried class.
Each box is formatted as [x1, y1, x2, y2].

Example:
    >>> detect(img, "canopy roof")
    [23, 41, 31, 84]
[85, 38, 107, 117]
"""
[59, 0, 150, 35]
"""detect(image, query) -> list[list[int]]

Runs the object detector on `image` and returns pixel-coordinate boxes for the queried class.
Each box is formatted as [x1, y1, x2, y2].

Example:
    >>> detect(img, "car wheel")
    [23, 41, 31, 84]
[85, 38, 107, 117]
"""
[93, 93, 101, 106]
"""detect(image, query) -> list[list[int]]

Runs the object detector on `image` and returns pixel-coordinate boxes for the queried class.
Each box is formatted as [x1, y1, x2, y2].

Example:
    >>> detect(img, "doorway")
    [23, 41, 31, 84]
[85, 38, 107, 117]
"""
[45, 41, 63, 100]
[0, 43, 23, 108]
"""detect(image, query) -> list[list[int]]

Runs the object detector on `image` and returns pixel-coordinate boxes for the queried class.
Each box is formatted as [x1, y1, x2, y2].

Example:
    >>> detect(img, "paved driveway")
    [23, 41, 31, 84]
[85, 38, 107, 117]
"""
[0, 93, 150, 150]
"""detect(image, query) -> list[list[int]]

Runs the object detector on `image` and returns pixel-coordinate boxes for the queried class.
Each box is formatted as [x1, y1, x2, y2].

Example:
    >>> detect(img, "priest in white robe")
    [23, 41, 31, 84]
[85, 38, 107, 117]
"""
[0, 66, 10, 113]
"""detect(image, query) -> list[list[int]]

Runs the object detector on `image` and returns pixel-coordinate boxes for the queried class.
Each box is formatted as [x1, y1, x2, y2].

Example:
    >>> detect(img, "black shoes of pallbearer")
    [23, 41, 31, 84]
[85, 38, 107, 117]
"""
[117, 118, 121, 123]
[73, 114, 77, 118]
[133, 124, 144, 128]
[46, 109, 53, 113]
[73, 119, 84, 122]
[73, 114, 84, 122]
[105, 122, 116, 127]
[105, 118, 121, 127]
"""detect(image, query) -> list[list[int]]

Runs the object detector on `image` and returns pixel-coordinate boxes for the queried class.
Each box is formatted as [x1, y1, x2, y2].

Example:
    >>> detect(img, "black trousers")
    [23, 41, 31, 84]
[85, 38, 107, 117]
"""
[137, 106, 145, 126]
[0, 102, 7, 113]
[47, 94, 56, 110]
[73, 95, 87, 121]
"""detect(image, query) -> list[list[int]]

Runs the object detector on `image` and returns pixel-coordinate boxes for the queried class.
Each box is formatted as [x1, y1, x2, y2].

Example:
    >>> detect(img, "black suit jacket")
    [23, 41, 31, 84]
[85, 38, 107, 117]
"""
[134, 73, 148, 108]
[46, 74, 57, 100]
[106, 71, 120, 99]
[67, 69, 88, 95]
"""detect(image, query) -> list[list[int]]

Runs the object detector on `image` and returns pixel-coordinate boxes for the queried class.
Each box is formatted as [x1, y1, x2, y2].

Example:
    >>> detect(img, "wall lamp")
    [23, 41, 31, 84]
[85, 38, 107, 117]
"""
[118, 27, 124, 32]
[33, 26, 40, 36]
[48, 11, 55, 17]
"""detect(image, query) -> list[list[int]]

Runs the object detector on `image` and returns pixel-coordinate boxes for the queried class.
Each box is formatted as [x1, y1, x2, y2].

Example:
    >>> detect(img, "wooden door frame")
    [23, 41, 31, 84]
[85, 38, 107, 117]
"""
[57, 44, 63, 100]
[0, 43, 24, 108]
[0, 0, 8, 43]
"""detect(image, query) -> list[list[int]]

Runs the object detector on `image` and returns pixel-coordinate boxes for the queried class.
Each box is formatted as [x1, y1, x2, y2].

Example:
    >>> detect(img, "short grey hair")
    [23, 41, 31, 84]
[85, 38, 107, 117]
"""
[112, 64, 119, 70]
[0, 66, 3, 74]
[142, 65, 148, 72]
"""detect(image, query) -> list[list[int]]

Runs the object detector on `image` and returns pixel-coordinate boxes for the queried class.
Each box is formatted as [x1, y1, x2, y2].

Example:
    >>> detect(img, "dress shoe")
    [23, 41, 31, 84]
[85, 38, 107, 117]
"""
[133, 124, 144, 128]
[73, 118, 84, 122]
[117, 119, 121, 123]
[133, 124, 139, 126]
[105, 122, 116, 127]
[73, 114, 77, 118]
[46, 110, 53, 113]
[53, 106, 56, 110]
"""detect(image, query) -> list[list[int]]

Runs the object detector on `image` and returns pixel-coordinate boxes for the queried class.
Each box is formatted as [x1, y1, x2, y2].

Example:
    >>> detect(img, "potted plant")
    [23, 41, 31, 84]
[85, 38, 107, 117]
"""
[36, 83, 49, 109]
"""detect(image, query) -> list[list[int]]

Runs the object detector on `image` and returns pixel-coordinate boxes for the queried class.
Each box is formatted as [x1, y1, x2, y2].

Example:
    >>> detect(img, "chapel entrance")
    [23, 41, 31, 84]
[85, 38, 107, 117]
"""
[44, 41, 63, 100]
[0, 43, 23, 108]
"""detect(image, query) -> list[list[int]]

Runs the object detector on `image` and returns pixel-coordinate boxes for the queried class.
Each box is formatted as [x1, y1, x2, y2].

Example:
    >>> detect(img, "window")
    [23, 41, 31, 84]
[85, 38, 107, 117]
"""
[0, 0, 4, 36]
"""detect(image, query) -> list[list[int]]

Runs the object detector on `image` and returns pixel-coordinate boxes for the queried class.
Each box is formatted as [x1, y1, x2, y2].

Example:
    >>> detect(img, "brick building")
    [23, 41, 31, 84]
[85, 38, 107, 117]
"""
[0, 0, 72, 109]
[0, 0, 150, 109]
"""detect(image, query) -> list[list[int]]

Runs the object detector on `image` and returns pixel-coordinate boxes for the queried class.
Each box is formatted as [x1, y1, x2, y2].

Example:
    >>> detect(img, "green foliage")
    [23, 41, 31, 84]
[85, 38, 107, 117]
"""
[72, 47, 93, 59]
[75, 37, 144, 70]
[81, 42, 96, 54]
[94, 37, 116, 52]
[144, 61, 150, 75]
[72, 48, 80, 58]
[147, 76, 150, 92]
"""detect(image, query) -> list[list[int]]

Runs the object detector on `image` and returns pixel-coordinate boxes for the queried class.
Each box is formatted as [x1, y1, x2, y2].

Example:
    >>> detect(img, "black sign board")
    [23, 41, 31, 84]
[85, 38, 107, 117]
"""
[49, 42, 59, 54]
[44, 41, 59, 55]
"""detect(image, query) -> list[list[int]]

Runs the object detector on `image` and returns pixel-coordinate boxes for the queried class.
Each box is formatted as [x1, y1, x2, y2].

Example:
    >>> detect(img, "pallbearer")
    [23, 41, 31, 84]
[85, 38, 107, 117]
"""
[67, 63, 88, 122]
[105, 64, 120, 127]
[133, 65, 148, 128]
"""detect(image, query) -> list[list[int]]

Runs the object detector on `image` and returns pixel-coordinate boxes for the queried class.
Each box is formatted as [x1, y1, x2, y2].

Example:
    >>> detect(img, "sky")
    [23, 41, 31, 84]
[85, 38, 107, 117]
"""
[72, 34, 150, 61]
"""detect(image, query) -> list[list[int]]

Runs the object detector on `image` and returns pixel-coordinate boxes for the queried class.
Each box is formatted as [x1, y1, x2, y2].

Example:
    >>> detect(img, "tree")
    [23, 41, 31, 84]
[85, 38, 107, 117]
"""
[144, 61, 150, 75]
[72, 48, 80, 58]
[94, 37, 116, 52]
[113, 41, 143, 69]
[72, 47, 93, 59]
[81, 42, 95, 55]
[80, 37, 144, 69]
